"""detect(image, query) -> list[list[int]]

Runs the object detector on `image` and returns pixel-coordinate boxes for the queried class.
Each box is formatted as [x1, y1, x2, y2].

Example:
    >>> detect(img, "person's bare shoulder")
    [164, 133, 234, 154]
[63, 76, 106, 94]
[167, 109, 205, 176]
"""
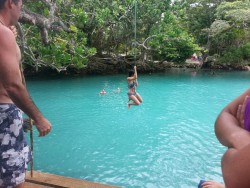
[0, 25, 17, 63]
[0, 25, 16, 50]
[0, 25, 20, 82]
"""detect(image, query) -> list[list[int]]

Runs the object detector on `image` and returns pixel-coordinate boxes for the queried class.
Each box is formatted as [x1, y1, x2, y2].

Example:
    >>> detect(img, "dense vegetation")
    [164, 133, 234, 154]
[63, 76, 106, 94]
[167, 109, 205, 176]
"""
[17, 0, 250, 73]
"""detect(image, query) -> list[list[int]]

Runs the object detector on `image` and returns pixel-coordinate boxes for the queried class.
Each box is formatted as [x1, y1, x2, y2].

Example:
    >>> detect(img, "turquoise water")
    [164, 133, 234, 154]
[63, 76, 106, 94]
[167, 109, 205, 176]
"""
[26, 70, 250, 188]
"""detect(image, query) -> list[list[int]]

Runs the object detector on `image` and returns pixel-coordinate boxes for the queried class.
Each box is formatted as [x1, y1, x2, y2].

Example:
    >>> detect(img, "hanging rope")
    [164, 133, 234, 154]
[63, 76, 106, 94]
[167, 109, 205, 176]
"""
[29, 118, 34, 177]
[133, 1, 139, 89]
[133, 0, 137, 65]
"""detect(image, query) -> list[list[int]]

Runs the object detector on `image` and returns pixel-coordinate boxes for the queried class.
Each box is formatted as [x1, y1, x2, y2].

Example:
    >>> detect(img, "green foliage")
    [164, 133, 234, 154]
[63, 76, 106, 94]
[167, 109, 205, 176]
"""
[215, 1, 250, 25]
[132, 0, 197, 63]
[242, 43, 250, 59]
[175, 0, 220, 45]
[217, 42, 250, 64]
[149, 12, 198, 62]
[209, 20, 231, 37]
[218, 47, 243, 64]
[19, 0, 201, 70]
[151, 35, 197, 63]
[22, 27, 95, 70]
[207, 1, 250, 62]
[174, 0, 250, 65]
[21, 1, 96, 71]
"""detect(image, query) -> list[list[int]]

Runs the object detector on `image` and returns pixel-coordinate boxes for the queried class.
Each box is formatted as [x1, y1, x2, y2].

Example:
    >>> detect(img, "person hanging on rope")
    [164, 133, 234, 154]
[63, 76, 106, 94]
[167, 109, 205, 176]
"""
[127, 66, 143, 109]
[0, 1, 51, 187]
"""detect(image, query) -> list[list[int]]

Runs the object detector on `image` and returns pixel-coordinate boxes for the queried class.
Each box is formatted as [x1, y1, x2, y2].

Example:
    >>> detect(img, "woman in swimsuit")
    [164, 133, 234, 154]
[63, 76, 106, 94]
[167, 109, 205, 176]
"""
[127, 66, 143, 109]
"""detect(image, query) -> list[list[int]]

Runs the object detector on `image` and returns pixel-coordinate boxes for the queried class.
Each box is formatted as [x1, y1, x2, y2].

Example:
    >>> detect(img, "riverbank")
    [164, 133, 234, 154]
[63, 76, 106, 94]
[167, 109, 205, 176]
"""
[23, 56, 250, 77]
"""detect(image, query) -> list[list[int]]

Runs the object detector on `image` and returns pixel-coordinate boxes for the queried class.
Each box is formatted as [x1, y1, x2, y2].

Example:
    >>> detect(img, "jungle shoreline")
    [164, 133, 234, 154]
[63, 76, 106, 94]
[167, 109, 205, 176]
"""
[23, 58, 250, 78]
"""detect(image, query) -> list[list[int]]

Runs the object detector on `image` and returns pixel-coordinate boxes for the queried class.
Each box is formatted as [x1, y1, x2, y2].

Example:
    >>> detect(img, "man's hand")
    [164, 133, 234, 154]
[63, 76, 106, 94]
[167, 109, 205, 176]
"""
[35, 118, 52, 137]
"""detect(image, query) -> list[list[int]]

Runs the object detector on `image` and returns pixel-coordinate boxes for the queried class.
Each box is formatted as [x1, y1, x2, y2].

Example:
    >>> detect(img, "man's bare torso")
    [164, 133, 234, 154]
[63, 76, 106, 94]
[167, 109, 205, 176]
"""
[0, 25, 22, 103]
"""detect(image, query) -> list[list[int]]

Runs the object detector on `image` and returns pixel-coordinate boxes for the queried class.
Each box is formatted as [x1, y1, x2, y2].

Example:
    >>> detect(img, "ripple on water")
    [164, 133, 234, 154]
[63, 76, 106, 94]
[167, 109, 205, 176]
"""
[27, 72, 250, 187]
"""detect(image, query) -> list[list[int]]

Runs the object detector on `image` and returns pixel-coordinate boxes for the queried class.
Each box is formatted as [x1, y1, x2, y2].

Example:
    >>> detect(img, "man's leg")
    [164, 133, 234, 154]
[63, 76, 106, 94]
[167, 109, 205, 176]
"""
[0, 104, 30, 188]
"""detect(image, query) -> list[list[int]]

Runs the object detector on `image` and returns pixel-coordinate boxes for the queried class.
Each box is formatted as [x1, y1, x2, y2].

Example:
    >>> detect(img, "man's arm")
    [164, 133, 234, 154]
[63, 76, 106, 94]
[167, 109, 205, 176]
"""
[0, 27, 51, 136]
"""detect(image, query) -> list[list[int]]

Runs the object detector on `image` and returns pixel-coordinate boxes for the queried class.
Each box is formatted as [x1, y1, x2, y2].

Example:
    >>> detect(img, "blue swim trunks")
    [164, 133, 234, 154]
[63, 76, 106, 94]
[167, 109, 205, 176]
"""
[0, 104, 31, 187]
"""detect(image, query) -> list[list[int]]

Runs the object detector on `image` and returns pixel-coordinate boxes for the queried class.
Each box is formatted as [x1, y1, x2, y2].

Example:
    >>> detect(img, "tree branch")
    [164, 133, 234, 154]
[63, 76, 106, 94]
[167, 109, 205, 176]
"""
[137, 35, 156, 50]
[19, 0, 71, 44]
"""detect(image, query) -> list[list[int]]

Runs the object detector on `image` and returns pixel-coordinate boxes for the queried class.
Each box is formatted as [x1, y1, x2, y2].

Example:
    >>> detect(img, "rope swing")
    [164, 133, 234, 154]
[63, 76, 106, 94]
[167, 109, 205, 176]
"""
[29, 118, 34, 177]
[133, 0, 137, 65]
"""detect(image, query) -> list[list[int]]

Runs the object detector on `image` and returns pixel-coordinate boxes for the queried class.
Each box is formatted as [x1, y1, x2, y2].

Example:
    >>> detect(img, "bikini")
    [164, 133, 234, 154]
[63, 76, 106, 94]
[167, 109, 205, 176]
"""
[127, 80, 137, 96]
[244, 99, 250, 131]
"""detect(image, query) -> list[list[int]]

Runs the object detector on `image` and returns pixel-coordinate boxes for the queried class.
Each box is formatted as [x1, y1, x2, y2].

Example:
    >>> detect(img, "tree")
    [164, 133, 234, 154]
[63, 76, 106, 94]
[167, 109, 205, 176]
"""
[18, 0, 95, 72]
[207, 1, 250, 63]
[17, 0, 203, 73]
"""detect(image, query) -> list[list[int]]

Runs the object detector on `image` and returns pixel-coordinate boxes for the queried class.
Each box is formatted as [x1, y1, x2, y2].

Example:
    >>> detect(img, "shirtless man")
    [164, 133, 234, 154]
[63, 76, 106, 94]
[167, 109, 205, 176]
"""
[201, 89, 250, 188]
[0, 0, 51, 187]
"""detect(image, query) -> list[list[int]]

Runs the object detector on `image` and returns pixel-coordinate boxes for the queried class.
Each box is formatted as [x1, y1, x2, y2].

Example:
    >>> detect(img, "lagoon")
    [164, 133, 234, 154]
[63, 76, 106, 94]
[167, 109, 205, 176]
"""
[26, 70, 250, 188]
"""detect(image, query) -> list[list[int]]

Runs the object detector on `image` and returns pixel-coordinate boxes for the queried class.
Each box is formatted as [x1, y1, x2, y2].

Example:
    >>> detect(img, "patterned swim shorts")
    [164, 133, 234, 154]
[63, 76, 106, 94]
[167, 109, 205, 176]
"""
[0, 104, 31, 188]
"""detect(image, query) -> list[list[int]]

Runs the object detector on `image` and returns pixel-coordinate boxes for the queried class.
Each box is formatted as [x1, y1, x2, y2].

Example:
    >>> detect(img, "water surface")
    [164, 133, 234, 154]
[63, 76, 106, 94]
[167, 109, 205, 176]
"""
[26, 70, 250, 188]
